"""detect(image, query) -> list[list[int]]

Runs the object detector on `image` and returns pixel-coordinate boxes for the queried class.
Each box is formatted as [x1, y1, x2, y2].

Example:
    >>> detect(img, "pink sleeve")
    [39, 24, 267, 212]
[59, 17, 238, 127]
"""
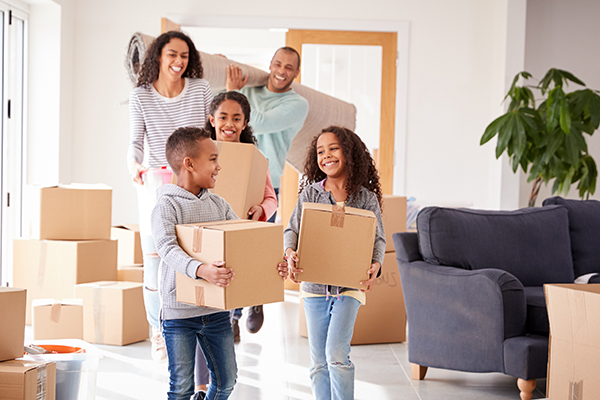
[260, 170, 278, 221]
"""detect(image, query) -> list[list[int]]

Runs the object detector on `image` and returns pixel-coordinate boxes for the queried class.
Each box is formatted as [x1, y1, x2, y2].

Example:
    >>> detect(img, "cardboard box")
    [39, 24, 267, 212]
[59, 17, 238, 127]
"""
[23, 184, 112, 240]
[296, 203, 376, 289]
[175, 220, 284, 310]
[12, 239, 117, 325]
[111, 225, 143, 265]
[74, 281, 148, 346]
[211, 141, 268, 219]
[299, 252, 406, 345]
[382, 195, 407, 252]
[117, 264, 144, 283]
[0, 288, 26, 362]
[545, 284, 600, 399]
[32, 299, 83, 340]
[0, 359, 56, 400]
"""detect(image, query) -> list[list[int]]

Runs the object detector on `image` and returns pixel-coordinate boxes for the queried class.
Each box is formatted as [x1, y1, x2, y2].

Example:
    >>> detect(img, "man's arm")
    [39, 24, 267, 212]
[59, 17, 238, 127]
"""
[249, 96, 309, 136]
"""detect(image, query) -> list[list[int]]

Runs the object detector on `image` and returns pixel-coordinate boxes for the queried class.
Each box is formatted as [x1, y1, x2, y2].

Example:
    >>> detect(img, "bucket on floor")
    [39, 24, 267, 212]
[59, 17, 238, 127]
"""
[136, 167, 174, 234]
[24, 339, 102, 400]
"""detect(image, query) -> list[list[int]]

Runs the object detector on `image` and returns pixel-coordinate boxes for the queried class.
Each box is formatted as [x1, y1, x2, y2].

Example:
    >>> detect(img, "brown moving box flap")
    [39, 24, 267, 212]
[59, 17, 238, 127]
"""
[111, 225, 142, 265]
[0, 288, 27, 362]
[117, 264, 144, 283]
[0, 359, 56, 400]
[297, 203, 376, 289]
[544, 283, 600, 400]
[32, 299, 84, 340]
[211, 141, 268, 219]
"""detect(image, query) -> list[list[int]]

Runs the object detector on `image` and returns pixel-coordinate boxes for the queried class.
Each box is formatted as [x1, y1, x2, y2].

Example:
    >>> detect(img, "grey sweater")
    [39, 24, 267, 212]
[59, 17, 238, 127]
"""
[151, 184, 238, 320]
[283, 181, 386, 295]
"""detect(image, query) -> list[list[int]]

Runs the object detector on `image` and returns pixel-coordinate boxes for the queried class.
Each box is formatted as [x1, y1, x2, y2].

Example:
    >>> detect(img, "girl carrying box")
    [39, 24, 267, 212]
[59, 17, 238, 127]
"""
[284, 126, 386, 400]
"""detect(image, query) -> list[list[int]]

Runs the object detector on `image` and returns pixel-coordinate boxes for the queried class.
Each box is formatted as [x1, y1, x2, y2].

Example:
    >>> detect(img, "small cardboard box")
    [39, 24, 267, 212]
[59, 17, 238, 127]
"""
[12, 238, 118, 325]
[211, 141, 268, 219]
[117, 264, 144, 283]
[545, 284, 600, 399]
[0, 359, 56, 400]
[0, 288, 26, 362]
[296, 203, 376, 289]
[23, 184, 112, 240]
[111, 225, 143, 265]
[32, 299, 83, 340]
[299, 251, 406, 345]
[382, 195, 407, 252]
[175, 220, 283, 310]
[74, 281, 148, 346]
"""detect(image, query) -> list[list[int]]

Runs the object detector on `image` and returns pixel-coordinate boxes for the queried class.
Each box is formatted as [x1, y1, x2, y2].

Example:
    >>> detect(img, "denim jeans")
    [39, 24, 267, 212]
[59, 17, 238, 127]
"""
[163, 312, 237, 400]
[304, 296, 361, 400]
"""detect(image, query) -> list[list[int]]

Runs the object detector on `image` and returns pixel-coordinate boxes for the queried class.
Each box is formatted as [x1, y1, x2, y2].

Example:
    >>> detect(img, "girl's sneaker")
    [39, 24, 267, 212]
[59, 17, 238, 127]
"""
[151, 327, 167, 362]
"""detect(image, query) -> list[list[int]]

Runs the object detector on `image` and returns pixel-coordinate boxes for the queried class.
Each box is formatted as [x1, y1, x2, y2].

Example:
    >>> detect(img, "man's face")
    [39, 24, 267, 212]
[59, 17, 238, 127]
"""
[267, 50, 300, 93]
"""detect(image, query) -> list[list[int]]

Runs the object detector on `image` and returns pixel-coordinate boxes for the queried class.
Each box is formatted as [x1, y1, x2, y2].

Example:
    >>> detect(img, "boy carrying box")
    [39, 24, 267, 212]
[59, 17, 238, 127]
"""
[151, 127, 288, 400]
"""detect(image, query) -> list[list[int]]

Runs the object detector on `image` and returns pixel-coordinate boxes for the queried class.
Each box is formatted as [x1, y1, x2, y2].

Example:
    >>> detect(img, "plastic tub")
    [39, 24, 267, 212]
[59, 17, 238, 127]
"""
[24, 339, 103, 400]
[136, 167, 174, 235]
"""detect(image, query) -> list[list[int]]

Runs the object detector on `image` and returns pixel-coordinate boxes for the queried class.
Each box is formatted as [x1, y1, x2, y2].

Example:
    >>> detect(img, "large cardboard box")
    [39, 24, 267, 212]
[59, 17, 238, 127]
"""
[211, 141, 268, 219]
[382, 195, 407, 252]
[32, 299, 83, 340]
[23, 184, 112, 240]
[111, 225, 143, 265]
[74, 281, 148, 346]
[13, 239, 117, 324]
[0, 359, 56, 400]
[296, 203, 376, 290]
[175, 220, 284, 310]
[545, 284, 600, 399]
[0, 288, 26, 362]
[299, 252, 406, 345]
[117, 264, 144, 283]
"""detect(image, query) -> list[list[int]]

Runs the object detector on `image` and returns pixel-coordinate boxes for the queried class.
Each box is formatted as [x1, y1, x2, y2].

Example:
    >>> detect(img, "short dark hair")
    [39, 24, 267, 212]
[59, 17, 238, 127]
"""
[274, 46, 301, 70]
[165, 127, 212, 174]
[137, 31, 204, 87]
[205, 91, 257, 145]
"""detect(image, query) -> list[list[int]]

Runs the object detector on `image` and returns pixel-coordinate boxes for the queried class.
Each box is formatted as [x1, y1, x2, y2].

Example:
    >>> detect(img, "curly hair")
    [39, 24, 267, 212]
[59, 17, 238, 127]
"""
[136, 31, 203, 87]
[205, 91, 257, 145]
[299, 126, 382, 207]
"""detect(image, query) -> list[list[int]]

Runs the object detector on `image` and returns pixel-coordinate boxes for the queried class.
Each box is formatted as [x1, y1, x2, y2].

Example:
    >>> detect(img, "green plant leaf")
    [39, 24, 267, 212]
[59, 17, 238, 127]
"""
[560, 97, 572, 134]
[546, 88, 561, 133]
[481, 113, 509, 145]
[541, 130, 564, 165]
[558, 69, 586, 86]
[496, 115, 515, 158]
[514, 112, 527, 161]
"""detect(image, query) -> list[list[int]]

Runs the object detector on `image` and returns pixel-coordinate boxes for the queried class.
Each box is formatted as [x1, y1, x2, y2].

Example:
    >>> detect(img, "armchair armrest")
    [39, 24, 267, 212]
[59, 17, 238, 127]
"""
[399, 260, 526, 373]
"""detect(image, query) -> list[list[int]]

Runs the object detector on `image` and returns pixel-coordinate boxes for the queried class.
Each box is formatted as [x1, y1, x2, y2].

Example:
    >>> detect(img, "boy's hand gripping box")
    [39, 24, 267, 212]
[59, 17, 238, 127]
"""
[175, 220, 283, 310]
[210, 142, 268, 220]
[296, 203, 376, 290]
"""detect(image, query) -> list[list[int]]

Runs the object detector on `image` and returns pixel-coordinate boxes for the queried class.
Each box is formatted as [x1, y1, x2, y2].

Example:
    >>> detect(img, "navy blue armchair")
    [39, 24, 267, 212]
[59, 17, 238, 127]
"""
[393, 205, 578, 400]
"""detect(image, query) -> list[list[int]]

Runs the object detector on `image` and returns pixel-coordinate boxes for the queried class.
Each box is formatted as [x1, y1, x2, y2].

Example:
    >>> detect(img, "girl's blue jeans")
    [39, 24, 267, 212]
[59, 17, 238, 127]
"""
[162, 312, 237, 400]
[304, 295, 361, 400]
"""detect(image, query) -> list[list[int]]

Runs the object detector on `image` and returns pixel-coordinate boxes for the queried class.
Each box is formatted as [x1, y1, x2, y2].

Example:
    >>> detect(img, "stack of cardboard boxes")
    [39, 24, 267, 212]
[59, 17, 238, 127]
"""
[111, 224, 144, 283]
[12, 184, 148, 346]
[0, 287, 57, 400]
[298, 195, 408, 345]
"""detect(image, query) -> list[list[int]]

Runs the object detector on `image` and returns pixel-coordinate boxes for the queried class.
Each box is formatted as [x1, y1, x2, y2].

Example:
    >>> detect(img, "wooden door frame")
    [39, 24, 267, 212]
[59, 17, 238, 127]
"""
[164, 15, 409, 194]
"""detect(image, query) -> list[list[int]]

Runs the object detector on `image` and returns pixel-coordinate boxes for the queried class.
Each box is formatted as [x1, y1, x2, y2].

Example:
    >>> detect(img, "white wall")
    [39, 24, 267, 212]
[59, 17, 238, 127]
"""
[521, 0, 600, 206]
[37, 0, 521, 224]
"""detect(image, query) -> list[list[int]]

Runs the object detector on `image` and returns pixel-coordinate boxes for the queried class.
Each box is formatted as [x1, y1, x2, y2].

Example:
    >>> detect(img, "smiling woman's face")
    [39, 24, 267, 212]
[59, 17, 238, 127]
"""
[158, 38, 189, 82]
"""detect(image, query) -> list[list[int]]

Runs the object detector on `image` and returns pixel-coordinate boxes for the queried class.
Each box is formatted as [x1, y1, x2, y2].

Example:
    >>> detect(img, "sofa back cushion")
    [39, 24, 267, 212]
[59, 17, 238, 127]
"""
[417, 206, 574, 286]
[542, 197, 600, 278]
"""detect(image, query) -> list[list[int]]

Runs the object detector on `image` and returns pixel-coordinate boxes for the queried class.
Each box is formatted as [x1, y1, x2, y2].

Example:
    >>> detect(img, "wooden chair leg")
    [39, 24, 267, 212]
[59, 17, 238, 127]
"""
[411, 363, 428, 380]
[517, 378, 536, 400]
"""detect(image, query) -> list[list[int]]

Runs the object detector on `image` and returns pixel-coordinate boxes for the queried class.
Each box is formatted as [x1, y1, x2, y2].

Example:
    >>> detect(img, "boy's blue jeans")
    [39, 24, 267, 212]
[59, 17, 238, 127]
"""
[162, 312, 237, 400]
[304, 296, 361, 400]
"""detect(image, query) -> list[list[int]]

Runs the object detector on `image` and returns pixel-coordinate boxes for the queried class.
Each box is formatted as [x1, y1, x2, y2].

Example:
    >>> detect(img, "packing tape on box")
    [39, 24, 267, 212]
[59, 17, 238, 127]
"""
[37, 240, 48, 289]
[569, 380, 583, 400]
[92, 282, 117, 344]
[331, 205, 346, 228]
[195, 286, 205, 306]
[193, 226, 203, 253]
[50, 302, 62, 323]
[37, 363, 48, 399]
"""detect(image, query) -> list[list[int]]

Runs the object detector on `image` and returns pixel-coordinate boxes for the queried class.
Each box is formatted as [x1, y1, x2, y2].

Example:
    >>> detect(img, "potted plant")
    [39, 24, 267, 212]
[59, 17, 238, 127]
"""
[480, 68, 600, 206]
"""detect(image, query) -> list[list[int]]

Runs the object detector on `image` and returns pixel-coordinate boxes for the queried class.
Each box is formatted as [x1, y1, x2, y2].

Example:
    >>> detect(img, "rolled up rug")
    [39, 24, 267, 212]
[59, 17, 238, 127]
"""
[125, 33, 356, 172]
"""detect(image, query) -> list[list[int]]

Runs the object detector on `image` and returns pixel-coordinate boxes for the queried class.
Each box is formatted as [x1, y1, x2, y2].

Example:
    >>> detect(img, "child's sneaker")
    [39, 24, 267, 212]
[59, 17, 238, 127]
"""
[191, 390, 206, 400]
[150, 327, 167, 362]
[232, 318, 241, 343]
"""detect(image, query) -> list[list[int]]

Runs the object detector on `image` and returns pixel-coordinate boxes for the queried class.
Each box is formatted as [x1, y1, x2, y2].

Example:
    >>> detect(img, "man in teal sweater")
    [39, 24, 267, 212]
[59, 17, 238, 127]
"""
[225, 46, 309, 335]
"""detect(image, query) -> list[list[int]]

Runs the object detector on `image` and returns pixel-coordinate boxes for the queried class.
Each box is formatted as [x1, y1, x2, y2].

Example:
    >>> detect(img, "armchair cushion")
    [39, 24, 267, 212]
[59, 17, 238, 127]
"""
[503, 335, 549, 380]
[523, 287, 549, 334]
[416, 206, 574, 286]
[542, 196, 600, 278]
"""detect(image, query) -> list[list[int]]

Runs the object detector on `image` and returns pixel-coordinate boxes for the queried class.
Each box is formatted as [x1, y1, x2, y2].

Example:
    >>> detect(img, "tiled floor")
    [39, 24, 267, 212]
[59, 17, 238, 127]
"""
[26, 291, 547, 399]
